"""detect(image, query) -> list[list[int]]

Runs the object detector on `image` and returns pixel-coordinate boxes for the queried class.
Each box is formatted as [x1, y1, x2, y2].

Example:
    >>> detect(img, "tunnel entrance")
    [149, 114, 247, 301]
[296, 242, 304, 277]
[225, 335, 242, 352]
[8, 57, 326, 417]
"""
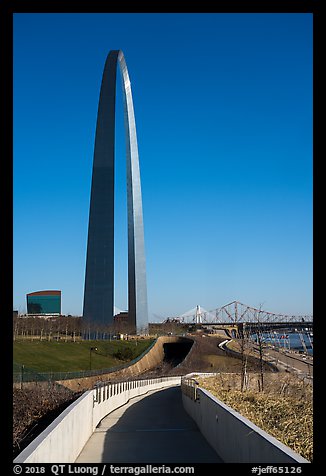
[163, 340, 193, 367]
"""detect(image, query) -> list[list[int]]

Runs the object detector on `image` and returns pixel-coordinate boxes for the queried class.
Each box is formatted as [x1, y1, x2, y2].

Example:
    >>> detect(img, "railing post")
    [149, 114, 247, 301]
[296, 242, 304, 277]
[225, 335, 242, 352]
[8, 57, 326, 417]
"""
[181, 377, 199, 401]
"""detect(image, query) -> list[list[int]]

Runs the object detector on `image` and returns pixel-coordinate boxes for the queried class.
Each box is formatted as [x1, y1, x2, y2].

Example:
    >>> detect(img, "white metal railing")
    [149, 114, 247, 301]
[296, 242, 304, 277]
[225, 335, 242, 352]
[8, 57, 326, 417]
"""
[93, 376, 181, 405]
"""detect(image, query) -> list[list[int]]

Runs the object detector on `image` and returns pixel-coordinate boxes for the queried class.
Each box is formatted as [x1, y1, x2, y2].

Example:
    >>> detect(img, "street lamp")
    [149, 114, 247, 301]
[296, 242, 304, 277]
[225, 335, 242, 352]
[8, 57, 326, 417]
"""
[89, 347, 98, 370]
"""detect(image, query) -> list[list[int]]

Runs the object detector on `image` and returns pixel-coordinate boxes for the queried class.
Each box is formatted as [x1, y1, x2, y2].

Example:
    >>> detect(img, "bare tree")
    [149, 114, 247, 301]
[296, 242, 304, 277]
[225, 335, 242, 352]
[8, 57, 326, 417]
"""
[254, 305, 265, 392]
[239, 323, 251, 392]
[13, 315, 19, 341]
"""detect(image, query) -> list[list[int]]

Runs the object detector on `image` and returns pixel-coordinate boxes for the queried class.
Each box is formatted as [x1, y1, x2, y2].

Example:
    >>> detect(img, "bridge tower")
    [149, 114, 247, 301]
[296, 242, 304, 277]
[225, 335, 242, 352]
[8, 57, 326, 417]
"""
[195, 305, 202, 324]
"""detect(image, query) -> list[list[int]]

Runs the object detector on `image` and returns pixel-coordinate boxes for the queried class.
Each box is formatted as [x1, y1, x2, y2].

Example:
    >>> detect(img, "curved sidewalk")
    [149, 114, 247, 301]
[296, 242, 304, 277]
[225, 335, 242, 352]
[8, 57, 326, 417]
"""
[76, 386, 223, 463]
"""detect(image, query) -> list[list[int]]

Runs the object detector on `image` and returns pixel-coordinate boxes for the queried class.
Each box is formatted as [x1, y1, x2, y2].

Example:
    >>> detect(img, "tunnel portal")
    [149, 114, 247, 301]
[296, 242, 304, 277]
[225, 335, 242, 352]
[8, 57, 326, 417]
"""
[163, 340, 193, 367]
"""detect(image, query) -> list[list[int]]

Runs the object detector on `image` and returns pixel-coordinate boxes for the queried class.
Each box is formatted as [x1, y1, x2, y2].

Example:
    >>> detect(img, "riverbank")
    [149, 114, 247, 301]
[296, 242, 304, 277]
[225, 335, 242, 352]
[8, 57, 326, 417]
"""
[225, 337, 313, 379]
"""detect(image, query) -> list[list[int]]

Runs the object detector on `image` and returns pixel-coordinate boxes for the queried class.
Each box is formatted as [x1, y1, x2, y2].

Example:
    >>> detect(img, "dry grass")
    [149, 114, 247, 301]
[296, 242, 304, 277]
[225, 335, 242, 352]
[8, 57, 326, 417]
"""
[197, 372, 313, 462]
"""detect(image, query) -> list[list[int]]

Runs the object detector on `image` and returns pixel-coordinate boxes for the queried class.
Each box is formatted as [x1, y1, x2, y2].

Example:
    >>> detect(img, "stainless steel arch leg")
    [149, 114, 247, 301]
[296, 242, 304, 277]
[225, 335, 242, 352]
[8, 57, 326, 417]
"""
[83, 50, 148, 335]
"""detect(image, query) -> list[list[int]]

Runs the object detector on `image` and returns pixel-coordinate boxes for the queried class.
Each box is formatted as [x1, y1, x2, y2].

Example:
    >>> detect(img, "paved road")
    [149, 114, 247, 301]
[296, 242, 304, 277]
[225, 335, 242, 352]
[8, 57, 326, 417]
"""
[264, 347, 313, 376]
[76, 386, 223, 463]
[222, 339, 313, 378]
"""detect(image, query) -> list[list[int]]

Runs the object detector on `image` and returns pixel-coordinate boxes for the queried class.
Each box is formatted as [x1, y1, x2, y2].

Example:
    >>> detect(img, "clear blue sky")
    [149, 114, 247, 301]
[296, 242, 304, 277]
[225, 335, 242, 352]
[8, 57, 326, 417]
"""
[13, 13, 313, 320]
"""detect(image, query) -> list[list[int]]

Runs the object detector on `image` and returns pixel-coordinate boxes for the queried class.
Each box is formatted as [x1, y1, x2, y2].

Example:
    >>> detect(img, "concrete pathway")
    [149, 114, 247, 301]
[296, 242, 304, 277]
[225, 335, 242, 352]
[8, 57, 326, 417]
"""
[76, 386, 223, 463]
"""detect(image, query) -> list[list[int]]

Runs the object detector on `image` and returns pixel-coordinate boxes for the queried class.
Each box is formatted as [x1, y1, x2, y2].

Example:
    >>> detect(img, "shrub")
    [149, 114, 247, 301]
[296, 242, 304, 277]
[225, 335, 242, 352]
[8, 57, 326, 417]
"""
[13, 383, 80, 457]
[113, 346, 134, 361]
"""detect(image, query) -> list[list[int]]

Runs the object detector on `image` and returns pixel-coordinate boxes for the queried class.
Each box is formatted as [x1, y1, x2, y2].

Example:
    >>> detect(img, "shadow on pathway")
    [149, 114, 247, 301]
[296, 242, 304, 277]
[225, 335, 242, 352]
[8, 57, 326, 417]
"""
[76, 386, 223, 463]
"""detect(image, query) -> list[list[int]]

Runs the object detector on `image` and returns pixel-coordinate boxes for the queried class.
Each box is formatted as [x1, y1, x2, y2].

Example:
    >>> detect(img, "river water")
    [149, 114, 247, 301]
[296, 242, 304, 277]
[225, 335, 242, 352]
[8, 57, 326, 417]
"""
[251, 330, 313, 356]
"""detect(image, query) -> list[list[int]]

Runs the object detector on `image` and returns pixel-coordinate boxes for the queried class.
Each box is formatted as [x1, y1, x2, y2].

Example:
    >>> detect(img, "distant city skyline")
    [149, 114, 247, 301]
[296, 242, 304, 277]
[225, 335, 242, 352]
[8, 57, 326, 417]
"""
[13, 13, 313, 320]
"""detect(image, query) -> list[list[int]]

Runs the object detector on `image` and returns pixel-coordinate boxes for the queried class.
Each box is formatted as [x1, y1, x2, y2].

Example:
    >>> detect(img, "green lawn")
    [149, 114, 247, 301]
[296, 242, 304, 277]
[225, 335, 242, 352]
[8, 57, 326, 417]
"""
[13, 339, 154, 373]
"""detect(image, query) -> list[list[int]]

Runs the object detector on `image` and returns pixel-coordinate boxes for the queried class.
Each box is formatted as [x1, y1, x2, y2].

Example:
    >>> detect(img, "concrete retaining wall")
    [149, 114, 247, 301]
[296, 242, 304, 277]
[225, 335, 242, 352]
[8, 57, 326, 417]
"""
[58, 336, 192, 391]
[14, 376, 181, 463]
[182, 386, 309, 463]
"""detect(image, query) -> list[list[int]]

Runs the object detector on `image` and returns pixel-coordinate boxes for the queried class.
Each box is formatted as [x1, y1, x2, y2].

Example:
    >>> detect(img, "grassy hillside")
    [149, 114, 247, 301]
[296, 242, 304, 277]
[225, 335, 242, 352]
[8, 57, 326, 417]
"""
[13, 339, 154, 373]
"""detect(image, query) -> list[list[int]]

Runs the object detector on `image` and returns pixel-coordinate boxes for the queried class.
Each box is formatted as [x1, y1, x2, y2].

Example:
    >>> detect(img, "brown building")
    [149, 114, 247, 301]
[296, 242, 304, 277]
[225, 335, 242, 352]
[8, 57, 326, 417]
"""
[113, 311, 136, 334]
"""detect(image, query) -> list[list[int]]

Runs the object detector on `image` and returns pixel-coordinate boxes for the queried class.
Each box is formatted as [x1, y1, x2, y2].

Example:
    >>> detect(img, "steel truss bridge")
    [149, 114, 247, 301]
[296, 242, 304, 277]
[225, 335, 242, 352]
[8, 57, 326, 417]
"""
[166, 301, 313, 327]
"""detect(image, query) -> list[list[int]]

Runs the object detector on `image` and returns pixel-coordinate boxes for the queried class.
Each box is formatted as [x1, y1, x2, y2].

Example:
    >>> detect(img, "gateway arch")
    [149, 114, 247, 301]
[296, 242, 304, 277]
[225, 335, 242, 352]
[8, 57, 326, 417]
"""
[83, 50, 148, 335]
